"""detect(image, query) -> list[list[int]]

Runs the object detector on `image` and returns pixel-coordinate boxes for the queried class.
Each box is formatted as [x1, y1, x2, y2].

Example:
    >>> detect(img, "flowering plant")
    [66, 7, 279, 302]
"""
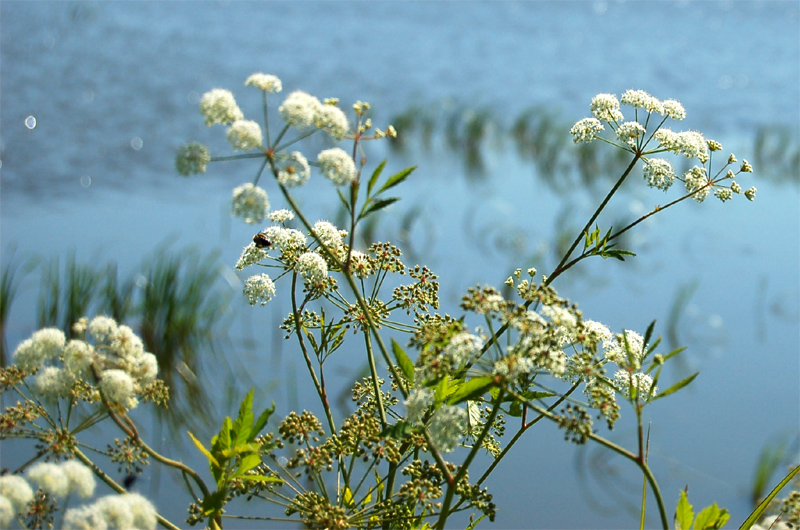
[1, 75, 796, 530]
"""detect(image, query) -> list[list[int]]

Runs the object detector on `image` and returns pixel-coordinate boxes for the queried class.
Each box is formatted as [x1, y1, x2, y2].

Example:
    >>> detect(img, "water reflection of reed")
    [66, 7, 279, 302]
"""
[0, 246, 234, 432]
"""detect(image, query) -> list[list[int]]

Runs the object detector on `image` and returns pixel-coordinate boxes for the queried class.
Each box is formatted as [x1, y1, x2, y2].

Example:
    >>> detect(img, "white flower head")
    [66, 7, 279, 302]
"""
[235, 243, 268, 271]
[620, 89, 663, 114]
[570, 117, 604, 143]
[63, 505, 108, 530]
[268, 209, 295, 223]
[232, 183, 269, 224]
[662, 99, 686, 120]
[277, 151, 311, 188]
[227, 120, 263, 151]
[0, 496, 14, 529]
[87, 316, 119, 343]
[317, 148, 356, 186]
[683, 166, 711, 202]
[99, 369, 137, 409]
[60, 461, 96, 499]
[404, 387, 434, 426]
[590, 93, 624, 123]
[245, 73, 282, 93]
[0, 475, 34, 514]
[200, 88, 244, 126]
[349, 250, 374, 279]
[34, 366, 74, 399]
[295, 252, 328, 285]
[614, 370, 657, 399]
[13, 328, 66, 373]
[428, 405, 467, 453]
[27, 462, 70, 497]
[63, 339, 95, 380]
[315, 104, 349, 140]
[643, 158, 676, 191]
[244, 274, 276, 306]
[616, 121, 646, 147]
[279, 90, 321, 129]
[443, 332, 483, 367]
[262, 226, 307, 252]
[312, 220, 345, 253]
[604, 330, 646, 369]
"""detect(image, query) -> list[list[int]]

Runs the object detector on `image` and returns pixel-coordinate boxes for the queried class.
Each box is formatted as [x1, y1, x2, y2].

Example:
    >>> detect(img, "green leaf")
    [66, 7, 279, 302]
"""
[380, 421, 413, 440]
[392, 339, 415, 382]
[360, 197, 400, 220]
[232, 453, 262, 479]
[188, 431, 220, 470]
[218, 417, 233, 452]
[674, 490, 694, 530]
[446, 376, 494, 405]
[343, 486, 356, 508]
[693, 503, 728, 530]
[434, 376, 449, 408]
[200, 490, 227, 517]
[651, 372, 699, 401]
[508, 400, 523, 417]
[232, 389, 255, 447]
[367, 159, 387, 196]
[238, 474, 282, 484]
[377, 165, 416, 194]
[249, 402, 275, 444]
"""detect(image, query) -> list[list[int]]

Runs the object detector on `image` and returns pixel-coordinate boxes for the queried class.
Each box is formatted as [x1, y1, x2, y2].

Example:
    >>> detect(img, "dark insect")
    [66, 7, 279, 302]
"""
[253, 232, 272, 249]
[123, 473, 138, 490]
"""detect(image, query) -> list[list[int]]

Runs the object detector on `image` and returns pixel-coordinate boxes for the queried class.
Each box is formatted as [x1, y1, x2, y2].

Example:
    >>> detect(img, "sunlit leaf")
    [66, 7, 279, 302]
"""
[651, 372, 698, 401]
[377, 165, 416, 194]
[392, 338, 415, 382]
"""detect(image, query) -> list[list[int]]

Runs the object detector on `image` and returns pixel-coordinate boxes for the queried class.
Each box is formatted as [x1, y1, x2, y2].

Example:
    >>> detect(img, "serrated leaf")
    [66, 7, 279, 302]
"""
[674, 490, 694, 530]
[693, 503, 727, 530]
[232, 389, 255, 447]
[446, 376, 494, 405]
[377, 165, 416, 194]
[367, 160, 387, 196]
[361, 197, 400, 220]
[249, 402, 275, 443]
[392, 339, 415, 382]
[232, 453, 262, 479]
[218, 417, 232, 451]
[652, 372, 699, 401]
[188, 431, 220, 470]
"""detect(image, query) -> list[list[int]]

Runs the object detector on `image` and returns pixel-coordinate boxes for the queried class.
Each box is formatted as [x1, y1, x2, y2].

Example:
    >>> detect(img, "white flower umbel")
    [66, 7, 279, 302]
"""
[315, 104, 349, 140]
[616, 121, 646, 147]
[654, 129, 709, 163]
[34, 366, 74, 399]
[590, 93, 624, 123]
[0, 475, 34, 515]
[428, 405, 467, 453]
[87, 316, 118, 343]
[60, 461, 96, 499]
[63, 505, 107, 530]
[603, 330, 646, 369]
[276, 151, 311, 188]
[13, 327, 66, 373]
[569, 118, 604, 143]
[349, 250, 374, 279]
[279, 90, 321, 129]
[404, 387, 434, 426]
[662, 99, 686, 120]
[244, 274, 276, 306]
[260, 226, 307, 252]
[235, 243, 268, 271]
[614, 370, 657, 399]
[317, 148, 356, 186]
[0, 496, 14, 529]
[643, 158, 676, 191]
[63, 339, 95, 380]
[683, 166, 711, 202]
[232, 183, 269, 224]
[245, 72, 282, 93]
[99, 369, 137, 409]
[312, 220, 345, 253]
[27, 462, 70, 497]
[296, 252, 328, 285]
[200, 88, 244, 126]
[268, 209, 294, 223]
[620, 89, 664, 115]
[443, 332, 483, 368]
[227, 120, 263, 151]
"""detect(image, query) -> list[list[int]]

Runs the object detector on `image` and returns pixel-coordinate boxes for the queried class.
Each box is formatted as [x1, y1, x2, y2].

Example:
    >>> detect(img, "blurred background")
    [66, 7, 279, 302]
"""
[1, 1, 798, 528]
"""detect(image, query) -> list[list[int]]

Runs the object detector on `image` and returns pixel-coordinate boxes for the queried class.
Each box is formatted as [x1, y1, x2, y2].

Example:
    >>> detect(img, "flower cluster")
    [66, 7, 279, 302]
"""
[10, 316, 161, 411]
[232, 182, 270, 224]
[279, 90, 349, 139]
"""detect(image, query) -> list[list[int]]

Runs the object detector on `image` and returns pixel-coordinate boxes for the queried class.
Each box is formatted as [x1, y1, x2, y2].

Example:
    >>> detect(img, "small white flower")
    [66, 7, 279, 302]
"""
[227, 120, 263, 151]
[87, 316, 119, 343]
[714, 187, 733, 202]
[604, 330, 646, 369]
[99, 369, 136, 409]
[643, 158, 676, 191]
[235, 243, 269, 271]
[244, 274, 276, 306]
[60, 461, 96, 499]
[232, 183, 269, 224]
[428, 405, 467, 453]
[317, 148, 356, 186]
[268, 209, 294, 223]
[315, 104, 349, 140]
[124, 493, 158, 530]
[348, 250, 373, 279]
[63, 505, 107, 530]
[312, 220, 344, 253]
[0, 496, 14, 529]
[590, 93, 624, 122]
[570, 117, 604, 143]
[244, 73, 282, 93]
[27, 462, 70, 497]
[616, 121, 646, 147]
[261, 226, 307, 251]
[405, 387, 434, 426]
[614, 370, 657, 399]
[200, 88, 244, 126]
[276, 151, 311, 188]
[443, 332, 483, 367]
[745, 186, 757, 201]
[13, 328, 66, 373]
[95, 495, 135, 530]
[683, 166, 711, 202]
[279, 90, 321, 129]
[620, 89, 663, 114]
[34, 366, 74, 399]
[295, 252, 328, 285]
[662, 99, 686, 120]
[0, 475, 33, 514]
[63, 339, 95, 380]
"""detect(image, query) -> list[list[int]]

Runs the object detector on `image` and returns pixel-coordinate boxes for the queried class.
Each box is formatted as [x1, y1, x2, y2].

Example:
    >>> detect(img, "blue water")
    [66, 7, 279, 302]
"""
[1, 1, 799, 529]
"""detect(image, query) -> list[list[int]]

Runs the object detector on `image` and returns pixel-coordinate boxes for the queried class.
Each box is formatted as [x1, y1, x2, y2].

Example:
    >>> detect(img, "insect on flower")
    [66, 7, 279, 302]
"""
[253, 232, 272, 249]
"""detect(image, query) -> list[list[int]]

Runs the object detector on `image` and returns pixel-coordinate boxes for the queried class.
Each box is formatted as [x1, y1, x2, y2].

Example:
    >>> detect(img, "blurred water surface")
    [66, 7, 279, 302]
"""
[1, 1, 798, 529]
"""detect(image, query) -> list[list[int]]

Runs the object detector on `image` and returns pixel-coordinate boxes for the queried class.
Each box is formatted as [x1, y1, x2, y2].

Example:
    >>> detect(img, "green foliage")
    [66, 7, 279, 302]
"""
[674, 490, 730, 530]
